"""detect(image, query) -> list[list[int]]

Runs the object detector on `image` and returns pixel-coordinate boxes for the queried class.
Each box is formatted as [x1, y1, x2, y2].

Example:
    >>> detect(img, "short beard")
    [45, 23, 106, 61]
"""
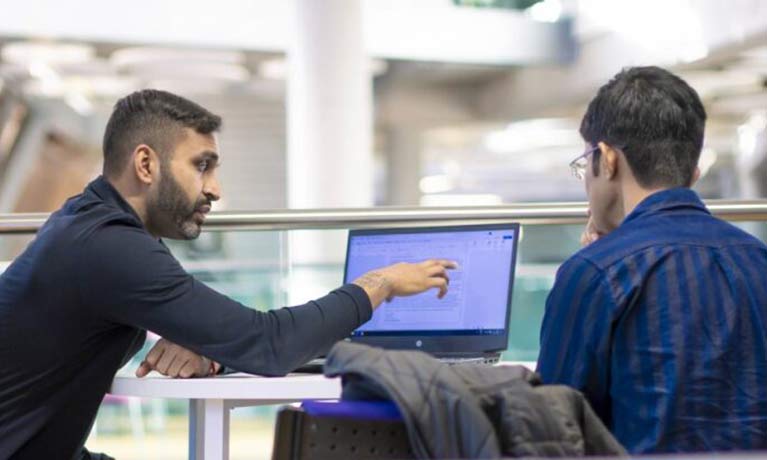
[147, 162, 208, 240]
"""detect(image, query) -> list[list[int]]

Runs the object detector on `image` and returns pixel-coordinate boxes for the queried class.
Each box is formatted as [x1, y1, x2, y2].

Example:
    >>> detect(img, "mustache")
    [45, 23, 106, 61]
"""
[188, 199, 212, 217]
[194, 198, 211, 210]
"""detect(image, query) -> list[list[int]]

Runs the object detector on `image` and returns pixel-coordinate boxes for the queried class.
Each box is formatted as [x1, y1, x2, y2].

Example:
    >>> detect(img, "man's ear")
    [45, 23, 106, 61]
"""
[133, 145, 157, 186]
[598, 141, 619, 180]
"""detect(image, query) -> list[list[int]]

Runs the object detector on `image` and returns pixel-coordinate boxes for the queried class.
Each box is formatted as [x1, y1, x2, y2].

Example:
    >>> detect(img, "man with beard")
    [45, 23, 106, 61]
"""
[0, 89, 456, 460]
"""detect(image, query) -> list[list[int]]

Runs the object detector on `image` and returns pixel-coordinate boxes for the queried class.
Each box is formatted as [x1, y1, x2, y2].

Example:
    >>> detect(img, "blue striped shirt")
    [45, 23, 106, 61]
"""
[537, 188, 767, 454]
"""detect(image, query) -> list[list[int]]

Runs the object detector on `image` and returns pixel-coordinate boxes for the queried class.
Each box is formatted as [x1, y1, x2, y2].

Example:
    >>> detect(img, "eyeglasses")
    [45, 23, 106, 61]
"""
[569, 146, 599, 181]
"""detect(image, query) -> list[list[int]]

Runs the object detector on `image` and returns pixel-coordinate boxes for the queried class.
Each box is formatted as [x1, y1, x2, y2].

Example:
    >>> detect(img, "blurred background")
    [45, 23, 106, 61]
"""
[1, 0, 766, 458]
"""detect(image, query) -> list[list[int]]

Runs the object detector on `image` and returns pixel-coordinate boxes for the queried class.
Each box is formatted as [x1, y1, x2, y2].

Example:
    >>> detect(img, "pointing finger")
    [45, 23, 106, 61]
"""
[135, 361, 152, 378]
[429, 278, 448, 298]
[144, 343, 165, 368]
[434, 259, 459, 269]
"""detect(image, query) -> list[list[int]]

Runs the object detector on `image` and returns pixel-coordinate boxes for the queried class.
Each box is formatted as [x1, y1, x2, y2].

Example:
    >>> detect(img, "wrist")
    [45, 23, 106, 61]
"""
[352, 271, 392, 309]
[200, 357, 219, 377]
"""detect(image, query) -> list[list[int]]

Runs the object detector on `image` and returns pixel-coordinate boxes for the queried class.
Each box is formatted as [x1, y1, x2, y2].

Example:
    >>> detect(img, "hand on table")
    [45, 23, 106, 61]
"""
[136, 338, 220, 378]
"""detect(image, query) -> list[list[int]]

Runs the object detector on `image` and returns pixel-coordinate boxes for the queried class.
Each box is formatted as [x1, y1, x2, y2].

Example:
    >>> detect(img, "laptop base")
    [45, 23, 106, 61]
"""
[292, 352, 501, 374]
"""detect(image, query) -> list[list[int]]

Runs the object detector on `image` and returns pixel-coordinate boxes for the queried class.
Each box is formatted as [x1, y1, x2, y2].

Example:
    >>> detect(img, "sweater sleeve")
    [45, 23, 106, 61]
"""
[78, 224, 372, 376]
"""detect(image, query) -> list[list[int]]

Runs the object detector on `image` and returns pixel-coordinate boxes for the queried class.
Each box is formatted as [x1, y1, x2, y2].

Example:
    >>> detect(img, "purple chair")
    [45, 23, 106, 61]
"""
[271, 400, 414, 460]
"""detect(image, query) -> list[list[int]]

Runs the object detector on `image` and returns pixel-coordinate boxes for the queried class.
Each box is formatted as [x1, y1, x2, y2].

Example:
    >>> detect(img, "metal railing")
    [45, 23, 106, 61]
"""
[0, 200, 766, 233]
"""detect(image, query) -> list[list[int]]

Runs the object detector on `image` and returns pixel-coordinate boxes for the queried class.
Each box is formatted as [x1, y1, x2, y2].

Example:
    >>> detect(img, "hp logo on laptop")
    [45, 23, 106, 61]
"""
[416, 340, 423, 348]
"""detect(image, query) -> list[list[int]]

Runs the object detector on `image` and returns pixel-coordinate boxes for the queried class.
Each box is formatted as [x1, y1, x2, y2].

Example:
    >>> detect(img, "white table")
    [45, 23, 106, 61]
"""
[109, 372, 341, 460]
[109, 362, 535, 460]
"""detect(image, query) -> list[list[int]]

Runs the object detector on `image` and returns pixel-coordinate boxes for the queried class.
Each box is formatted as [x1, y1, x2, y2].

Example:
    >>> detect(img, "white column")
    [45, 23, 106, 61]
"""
[287, 0, 373, 209]
[286, 0, 373, 303]
[385, 126, 423, 206]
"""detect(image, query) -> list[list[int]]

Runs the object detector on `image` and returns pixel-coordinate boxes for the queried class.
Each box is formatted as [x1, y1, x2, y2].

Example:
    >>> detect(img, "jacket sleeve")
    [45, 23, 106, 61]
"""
[536, 255, 615, 425]
[77, 224, 372, 376]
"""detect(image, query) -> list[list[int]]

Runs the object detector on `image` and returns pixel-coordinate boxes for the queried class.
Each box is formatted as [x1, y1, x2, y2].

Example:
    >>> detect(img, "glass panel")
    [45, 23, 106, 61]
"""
[1, 217, 763, 458]
[81, 223, 580, 459]
[506, 223, 581, 360]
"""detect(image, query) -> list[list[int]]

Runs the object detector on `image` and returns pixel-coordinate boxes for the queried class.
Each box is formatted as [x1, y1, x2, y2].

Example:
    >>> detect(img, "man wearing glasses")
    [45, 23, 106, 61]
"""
[536, 66, 767, 454]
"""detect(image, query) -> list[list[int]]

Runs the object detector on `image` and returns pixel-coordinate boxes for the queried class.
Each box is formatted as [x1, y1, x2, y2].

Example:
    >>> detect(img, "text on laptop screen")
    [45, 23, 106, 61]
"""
[344, 228, 516, 336]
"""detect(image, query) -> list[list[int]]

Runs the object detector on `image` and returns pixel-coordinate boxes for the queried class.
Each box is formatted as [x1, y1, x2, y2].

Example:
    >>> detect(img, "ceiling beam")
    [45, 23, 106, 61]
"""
[0, 0, 573, 66]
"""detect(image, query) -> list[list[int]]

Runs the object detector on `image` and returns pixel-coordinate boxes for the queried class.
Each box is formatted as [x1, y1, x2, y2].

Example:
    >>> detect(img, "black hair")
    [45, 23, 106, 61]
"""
[102, 89, 222, 177]
[580, 66, 706, 188]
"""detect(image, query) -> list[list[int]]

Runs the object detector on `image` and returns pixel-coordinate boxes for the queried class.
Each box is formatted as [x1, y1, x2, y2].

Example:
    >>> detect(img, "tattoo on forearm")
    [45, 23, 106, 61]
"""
[354, 271, 390, 293]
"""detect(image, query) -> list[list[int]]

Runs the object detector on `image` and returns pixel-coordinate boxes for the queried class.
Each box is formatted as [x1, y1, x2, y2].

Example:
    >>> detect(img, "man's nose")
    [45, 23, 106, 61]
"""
[204, 177, 221, 202]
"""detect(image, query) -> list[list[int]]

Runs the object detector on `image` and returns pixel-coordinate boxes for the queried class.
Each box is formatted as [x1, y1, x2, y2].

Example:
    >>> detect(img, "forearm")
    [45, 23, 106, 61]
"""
[109, 282, 372, 377]
[202, 284, 373, 376]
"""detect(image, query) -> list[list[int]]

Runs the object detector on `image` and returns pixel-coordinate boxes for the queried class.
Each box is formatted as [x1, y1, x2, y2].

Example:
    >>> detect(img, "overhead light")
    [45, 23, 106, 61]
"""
[1, 41, 95, 65]
[26, 62, 64, 96]
[129, 61, 250, 82]
[110, 47, 250, 87]
[110, 47, 249, 82]
[578, 0, 708, 63]
[419, 174, 455, 194]
[65, 92, 93, 115]
[258, 57, 388, 80]
[484, 118, 579, 154]
[79, 76, 139, 97]
[111, 47, 245, 68]
[56, 59, 117, 77]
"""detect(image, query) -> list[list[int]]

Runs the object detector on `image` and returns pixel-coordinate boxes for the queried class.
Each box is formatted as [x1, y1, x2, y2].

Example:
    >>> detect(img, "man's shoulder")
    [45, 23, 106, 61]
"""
[554, 251, 605, 286]
[55, 189, 142, 232]
[70, 204, 179, 287]
[36, 193, 151, 261]
[569, 232, 635, 273]
[575, 213, 767, 271]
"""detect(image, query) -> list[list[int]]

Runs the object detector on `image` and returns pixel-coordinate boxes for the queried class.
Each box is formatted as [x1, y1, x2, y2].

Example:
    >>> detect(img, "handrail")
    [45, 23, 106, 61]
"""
[0, 200, 766, 233]
[0, 200, 767, 234]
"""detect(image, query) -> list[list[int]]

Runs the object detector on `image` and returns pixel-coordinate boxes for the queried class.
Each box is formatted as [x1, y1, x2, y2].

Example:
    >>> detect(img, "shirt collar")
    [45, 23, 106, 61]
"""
[86, 175, 145, 225]
[622, 187, 709, 225]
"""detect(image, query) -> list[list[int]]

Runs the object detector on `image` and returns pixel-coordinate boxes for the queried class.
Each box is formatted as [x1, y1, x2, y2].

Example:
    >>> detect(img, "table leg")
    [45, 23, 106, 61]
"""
[189, 399, 230, 460]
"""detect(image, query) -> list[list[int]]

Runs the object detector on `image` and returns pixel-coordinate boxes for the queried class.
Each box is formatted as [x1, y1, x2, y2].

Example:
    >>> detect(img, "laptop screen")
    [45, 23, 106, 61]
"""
[343, 223, 519, 353]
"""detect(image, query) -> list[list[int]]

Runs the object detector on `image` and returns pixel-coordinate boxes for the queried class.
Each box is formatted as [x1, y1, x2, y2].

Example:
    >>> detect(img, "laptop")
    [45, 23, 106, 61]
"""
[342, 223, 520, 364]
